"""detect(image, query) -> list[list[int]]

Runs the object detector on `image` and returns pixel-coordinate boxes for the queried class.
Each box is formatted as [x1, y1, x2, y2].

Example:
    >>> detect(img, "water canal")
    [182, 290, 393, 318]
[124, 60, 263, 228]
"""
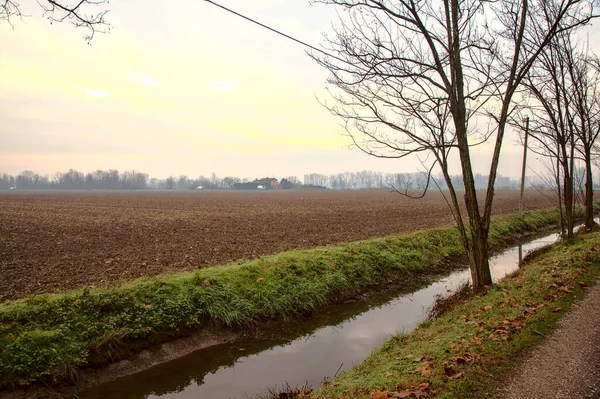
[80, 231, 560, 399]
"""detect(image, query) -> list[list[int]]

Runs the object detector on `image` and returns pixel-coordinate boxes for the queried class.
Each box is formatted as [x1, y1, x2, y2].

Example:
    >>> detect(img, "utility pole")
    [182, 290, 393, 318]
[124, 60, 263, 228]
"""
[519, 117, 530, 216]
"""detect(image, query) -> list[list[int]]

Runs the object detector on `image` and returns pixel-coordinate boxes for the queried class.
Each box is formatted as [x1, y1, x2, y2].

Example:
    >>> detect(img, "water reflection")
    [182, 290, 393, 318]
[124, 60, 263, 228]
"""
[79, 232, 560, 399]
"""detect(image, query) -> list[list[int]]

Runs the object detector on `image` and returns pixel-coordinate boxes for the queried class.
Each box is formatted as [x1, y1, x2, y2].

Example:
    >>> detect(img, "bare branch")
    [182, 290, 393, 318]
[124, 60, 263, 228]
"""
[0, 0, 110, 41]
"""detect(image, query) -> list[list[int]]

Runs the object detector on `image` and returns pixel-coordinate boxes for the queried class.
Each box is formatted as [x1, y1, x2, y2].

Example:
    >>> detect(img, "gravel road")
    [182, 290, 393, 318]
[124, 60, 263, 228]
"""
[494, 280, 600, 399]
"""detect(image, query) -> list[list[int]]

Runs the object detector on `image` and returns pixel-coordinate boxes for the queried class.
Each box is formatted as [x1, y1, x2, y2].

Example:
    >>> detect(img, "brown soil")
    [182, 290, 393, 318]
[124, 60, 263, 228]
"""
[0, 189, 555, 302]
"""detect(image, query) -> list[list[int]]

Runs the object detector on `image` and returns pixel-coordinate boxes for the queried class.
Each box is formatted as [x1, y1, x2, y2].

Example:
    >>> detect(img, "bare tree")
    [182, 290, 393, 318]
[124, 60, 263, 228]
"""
[569, 47, 600, 229]
[1, 0, 110, 41]
[312, 0, 595, 290]
[520, 33, 578, 239]
[519, 31, 600, 237]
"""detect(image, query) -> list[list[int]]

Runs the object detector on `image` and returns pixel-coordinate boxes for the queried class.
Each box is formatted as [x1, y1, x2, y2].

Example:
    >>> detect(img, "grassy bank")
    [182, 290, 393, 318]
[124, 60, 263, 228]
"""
[310, 229, 600, 398]
[0, 206, 589, 388]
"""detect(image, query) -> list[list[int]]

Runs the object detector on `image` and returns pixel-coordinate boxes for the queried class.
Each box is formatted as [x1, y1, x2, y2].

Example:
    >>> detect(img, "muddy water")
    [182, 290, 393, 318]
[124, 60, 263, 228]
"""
[79, 232, 560, 399]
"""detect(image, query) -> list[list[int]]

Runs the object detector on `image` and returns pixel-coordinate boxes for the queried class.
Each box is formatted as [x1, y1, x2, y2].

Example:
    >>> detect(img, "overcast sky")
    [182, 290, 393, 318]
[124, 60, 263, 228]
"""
[1, 1, 598, 179]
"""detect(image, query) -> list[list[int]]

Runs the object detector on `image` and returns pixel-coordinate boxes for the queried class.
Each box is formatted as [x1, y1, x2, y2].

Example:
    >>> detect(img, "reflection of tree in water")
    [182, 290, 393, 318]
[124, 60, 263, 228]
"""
[81, 276, 439, 399]
[519, 245, 523, 267]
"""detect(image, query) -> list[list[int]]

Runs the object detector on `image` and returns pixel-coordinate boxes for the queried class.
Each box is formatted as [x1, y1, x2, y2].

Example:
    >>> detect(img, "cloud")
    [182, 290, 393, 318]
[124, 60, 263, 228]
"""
[126, 72, 160, 87]
[82, 89, 111, 98]
[208, 80, 239, 91]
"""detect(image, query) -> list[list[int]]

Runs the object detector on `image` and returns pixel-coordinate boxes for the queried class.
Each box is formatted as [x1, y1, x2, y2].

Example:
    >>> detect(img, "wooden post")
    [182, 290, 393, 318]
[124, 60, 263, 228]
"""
[520, 117, 530, 216]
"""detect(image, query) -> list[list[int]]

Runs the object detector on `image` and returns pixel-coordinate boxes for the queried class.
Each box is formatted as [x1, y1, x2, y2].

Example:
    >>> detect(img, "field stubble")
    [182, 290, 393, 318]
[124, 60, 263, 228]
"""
[0, 189, 555, 302]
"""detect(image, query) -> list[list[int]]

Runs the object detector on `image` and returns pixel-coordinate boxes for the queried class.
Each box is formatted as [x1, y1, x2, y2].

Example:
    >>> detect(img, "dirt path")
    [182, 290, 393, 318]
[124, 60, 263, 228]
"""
[494, 280, 600, 399]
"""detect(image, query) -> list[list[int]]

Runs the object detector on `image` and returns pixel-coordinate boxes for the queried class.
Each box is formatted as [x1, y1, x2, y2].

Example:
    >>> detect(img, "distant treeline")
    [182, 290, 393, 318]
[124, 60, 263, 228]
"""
[303, 171, 522, 190]
[0, 169, 527, 191]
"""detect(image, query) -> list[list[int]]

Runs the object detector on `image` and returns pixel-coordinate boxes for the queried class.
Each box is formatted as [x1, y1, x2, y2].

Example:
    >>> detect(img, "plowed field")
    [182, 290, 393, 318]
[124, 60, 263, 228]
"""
[0, 189, 555, 302]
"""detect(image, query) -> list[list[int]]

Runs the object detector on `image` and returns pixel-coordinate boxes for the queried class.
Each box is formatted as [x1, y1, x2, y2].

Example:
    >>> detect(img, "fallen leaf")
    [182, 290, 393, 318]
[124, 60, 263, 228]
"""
[551, 307, 561, 312]
[372, 390, 388, 399]
[472, 337, 482, 346]
[405, 354, 414, 359]
[201, 279, 211, 287]
[484, 305, 493, 311]
[392, 390, 411, 398]
[144, 304, 152, 309]
[452, 353, 473, 364]
[256, 277, 264, 283]
[413, 365, 432, 377]
[413, 382, 431, 398]
[385, 371, 393, 377]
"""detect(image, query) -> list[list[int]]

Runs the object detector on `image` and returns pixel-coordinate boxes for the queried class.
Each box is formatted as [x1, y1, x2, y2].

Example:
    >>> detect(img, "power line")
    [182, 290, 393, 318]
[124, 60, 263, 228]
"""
[203, 0, 343, 62]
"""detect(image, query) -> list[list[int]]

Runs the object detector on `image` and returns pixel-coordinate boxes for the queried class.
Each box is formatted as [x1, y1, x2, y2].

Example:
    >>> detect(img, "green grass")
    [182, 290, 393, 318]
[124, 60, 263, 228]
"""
[311, 228, 600, 398]
[0, 205, 591, 387]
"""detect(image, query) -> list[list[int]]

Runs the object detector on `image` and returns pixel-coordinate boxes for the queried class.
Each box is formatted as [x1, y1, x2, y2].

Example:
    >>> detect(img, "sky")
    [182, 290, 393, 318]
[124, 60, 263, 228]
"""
[1, 1, 598, 180]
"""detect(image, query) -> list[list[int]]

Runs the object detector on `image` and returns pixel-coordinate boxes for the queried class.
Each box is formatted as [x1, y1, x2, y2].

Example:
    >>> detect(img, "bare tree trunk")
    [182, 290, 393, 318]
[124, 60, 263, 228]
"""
[469, 222, 492, 289]
[556, 157, 566, 237]
[585, 146, 595, 228]
[563, 164, 575, 239]
[565, 183, 575, 239]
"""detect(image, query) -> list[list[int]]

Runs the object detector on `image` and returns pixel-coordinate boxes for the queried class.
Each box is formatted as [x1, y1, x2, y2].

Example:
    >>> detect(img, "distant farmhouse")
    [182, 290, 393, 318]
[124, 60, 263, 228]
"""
[234, 177, 278, 190]
[234, 177, 295, 190]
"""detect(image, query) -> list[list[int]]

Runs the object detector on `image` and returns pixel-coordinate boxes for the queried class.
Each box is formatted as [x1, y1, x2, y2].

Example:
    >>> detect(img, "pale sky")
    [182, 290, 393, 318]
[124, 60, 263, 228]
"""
[1, 1, 598, 179]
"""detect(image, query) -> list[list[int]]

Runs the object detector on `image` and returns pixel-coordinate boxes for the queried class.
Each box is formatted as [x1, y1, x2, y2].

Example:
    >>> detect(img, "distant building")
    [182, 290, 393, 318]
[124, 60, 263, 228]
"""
[279, 178, 295, 190]
[233, 177, 279, 190]
[255, 177, 278, 189]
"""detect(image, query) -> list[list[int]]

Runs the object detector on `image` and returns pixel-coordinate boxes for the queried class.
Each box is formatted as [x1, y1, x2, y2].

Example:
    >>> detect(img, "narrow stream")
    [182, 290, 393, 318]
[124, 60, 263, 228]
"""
[79, 231, 560, 399]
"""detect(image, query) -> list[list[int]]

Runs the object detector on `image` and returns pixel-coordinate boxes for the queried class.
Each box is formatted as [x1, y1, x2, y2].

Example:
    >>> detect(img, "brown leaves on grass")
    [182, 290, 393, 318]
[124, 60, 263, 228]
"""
[372, 390, 389, 399]
[443, 365, 464, 380]
[408, 354, 433, 377]
[256, 277, 264, 283]
[373, 383, 432, 398]
[411, 363, 432, 377]
[412, 354, 433, 363]
[394, 383, 432, 398]
[452, 352, 474, 364]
